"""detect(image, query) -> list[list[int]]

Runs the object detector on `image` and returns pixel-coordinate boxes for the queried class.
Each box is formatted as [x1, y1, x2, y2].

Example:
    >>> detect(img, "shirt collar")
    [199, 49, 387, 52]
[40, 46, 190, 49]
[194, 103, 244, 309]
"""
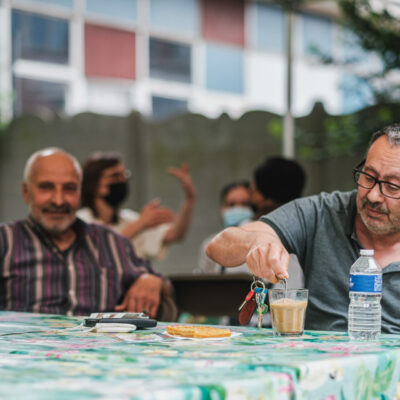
[26, 214, 88, 243]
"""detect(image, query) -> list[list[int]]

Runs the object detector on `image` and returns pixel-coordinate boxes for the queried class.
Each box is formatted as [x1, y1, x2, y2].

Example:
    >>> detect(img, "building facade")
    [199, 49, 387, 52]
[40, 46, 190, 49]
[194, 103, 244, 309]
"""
[0, 0, 387, 122]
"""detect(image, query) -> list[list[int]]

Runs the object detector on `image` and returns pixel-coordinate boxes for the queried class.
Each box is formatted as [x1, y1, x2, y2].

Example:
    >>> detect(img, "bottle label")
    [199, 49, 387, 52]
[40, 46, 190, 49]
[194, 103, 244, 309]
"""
[349, 274, 382, 293]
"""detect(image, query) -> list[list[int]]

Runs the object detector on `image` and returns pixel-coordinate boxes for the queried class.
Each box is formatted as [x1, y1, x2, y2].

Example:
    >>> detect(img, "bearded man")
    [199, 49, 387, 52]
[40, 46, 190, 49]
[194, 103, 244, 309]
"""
[207, 123, 400, 333]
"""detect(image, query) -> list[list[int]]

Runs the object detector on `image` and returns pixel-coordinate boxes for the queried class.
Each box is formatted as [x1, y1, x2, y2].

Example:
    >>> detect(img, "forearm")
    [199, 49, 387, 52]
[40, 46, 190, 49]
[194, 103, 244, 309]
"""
[120, 218, 146, 239]
[163, 199, 194, 243]
[206, 222, 281, 268]
[206, 227, 255, 267]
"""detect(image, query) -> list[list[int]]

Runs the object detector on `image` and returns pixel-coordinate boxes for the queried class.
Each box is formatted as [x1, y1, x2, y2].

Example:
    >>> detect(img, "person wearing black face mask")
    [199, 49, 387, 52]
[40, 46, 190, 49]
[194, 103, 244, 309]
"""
[78, 151, 197, 262]
[103, 180, 129, 208]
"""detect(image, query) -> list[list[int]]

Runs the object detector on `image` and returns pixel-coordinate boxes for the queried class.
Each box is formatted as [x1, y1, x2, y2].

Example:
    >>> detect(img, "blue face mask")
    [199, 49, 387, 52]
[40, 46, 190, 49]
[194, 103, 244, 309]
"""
[222, 206, 254, 228]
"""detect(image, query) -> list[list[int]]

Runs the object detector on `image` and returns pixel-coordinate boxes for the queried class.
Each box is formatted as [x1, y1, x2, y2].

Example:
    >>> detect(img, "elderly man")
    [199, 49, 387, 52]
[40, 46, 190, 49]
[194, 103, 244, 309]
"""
[207, 123, 400, 334]
[0, 147, 170, 318]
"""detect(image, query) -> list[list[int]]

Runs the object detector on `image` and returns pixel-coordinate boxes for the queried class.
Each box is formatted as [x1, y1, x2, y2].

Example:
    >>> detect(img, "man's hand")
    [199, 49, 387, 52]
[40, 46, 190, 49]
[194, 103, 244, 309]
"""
[114, 274, 163, 318]
[167, 164, 196, 202]
[245, 242, 290, 284]
[206, 222, 290, 284]
[139, 199, 175, 229]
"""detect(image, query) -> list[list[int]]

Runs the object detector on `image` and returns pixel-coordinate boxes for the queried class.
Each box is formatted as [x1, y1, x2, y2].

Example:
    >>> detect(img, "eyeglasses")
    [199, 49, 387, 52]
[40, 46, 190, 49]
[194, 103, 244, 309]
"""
[352, 161, 400, 199]
[103, 169, 131, 181]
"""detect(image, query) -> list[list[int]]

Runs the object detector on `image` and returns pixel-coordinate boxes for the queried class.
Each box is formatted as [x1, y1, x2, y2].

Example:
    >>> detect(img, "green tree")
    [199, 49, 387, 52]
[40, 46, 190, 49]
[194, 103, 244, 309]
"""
[338, 0, 400, 103]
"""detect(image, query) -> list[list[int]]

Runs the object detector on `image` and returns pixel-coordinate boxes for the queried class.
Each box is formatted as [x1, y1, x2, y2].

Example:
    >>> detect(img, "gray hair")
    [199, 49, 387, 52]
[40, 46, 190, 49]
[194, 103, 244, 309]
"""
[368, 123, 400, 150]
[23, 147, 82, 183]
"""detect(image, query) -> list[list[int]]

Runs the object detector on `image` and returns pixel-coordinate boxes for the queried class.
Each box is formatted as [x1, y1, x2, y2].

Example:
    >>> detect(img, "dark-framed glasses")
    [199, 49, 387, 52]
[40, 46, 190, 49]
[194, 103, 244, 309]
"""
[104, 169, 131, 181]
[352, 161, 400, 199]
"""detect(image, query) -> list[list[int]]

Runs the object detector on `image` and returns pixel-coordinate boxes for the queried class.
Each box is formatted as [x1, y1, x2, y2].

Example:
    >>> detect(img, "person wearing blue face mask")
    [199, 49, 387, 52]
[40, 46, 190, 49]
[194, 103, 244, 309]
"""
[196, 181, 253, 274]
[197, 157, 306, 289]
[221, 182, 254, 228]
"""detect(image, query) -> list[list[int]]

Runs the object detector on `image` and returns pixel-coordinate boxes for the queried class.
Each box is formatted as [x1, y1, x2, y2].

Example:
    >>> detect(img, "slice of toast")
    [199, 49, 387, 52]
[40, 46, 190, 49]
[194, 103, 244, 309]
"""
[166, 325, 195, 337]
[166, 325, 231, 338]
[192, 326, 231, 338]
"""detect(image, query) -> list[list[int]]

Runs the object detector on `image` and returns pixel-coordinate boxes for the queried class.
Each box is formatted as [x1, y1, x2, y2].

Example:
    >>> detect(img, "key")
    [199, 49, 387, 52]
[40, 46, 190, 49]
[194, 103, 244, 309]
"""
[255, 290, 264, 329]
[257, 306, 263, 329]
[238, 289, 255, 312]
[262, 288, 268, 306]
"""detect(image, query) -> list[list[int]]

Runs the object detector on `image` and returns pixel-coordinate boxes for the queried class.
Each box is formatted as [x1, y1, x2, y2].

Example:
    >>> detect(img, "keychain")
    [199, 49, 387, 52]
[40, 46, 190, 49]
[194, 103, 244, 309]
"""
[238, 276, 268, 327]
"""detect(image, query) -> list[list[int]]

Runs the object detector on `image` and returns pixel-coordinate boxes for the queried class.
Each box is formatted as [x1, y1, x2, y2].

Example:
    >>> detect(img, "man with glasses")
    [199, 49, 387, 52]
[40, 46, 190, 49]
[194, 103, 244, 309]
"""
[206, 123, 400, 333]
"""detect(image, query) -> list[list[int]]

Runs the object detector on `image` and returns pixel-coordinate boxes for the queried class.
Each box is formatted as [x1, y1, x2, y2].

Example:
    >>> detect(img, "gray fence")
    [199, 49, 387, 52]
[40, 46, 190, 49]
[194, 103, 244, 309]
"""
[0, 102, 398, 274]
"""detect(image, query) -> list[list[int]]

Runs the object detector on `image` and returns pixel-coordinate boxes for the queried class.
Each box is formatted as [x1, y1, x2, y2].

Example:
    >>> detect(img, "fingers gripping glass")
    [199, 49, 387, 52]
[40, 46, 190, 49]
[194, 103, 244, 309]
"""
[353, 161, 400, 199]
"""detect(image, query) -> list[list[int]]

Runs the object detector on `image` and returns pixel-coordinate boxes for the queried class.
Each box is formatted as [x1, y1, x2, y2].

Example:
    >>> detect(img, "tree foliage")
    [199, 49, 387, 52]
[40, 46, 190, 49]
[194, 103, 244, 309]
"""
[338, 0, 400, 102]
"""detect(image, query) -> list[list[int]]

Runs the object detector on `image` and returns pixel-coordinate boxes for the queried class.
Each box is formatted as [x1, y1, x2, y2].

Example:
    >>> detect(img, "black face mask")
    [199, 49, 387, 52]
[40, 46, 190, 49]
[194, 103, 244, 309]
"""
[103, 182, 128, 208]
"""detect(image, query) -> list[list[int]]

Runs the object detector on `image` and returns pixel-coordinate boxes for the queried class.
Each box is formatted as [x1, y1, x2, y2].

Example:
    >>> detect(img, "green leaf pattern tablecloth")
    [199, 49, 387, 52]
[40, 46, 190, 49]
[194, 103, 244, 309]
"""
[1, 312, 400, 399]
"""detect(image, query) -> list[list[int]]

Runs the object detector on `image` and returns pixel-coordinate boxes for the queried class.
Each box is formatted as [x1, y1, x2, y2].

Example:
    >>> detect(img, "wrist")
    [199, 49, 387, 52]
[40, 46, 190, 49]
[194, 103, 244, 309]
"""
[138, 273, 163, 289]
[136, 216, 148, 231]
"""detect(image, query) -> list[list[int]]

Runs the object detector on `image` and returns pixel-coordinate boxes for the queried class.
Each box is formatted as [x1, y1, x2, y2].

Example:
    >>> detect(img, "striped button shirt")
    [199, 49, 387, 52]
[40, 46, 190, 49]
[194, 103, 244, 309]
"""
[0, 216, 158, 315]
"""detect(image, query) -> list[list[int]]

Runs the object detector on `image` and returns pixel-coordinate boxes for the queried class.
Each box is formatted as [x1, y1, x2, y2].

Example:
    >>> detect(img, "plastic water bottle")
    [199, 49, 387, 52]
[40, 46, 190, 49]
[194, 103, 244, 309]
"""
[348, 249, 382, 340]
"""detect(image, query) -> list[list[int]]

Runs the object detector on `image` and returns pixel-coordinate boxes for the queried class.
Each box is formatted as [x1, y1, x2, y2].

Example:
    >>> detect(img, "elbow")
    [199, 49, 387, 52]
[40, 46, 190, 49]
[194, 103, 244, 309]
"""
[163, 229, 186, 244]
[205, 239, 215, 259]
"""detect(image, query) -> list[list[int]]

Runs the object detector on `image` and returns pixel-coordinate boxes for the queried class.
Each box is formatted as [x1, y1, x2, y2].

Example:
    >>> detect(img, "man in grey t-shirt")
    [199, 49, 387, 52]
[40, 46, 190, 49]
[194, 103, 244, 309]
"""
[206, 123, 400, 334]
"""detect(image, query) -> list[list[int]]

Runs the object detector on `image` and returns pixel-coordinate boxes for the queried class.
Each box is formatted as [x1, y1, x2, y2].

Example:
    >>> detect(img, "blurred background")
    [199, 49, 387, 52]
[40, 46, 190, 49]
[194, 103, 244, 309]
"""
[0, 0, 399, 274]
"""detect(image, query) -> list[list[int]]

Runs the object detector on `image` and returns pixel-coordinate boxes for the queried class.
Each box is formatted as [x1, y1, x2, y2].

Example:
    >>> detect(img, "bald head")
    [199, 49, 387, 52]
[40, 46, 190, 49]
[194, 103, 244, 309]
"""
[22, 148, 82, 236]
[23, 147, 82, 184]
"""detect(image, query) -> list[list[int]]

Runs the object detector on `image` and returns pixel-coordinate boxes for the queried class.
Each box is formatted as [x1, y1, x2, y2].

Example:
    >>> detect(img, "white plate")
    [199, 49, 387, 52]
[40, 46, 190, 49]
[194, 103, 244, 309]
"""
[163, 330, 242, 341]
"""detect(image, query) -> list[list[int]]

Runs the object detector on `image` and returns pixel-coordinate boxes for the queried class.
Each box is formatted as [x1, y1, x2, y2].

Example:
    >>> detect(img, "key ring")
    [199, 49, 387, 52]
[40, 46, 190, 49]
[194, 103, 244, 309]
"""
[251, 275, 266, 291]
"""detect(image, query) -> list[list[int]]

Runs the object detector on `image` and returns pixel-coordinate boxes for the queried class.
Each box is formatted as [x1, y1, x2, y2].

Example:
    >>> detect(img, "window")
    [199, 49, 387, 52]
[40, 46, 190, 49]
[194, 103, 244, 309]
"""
[340, 74, 373, 114]
[13, 77, 66, 116]
[202, 0, 245, 47]
[205, 43, 243, 94]
[251, 3, 285, 52]
[13, 0, 73, 8]
[85, 24, 136, 79]
[149, 38, 191, 83]
[12, 10, 69, 64]
[152, 96, 188, 120]
[302, 13, 332, 58]
[150, 0, 198, 35]
[85, 0, 137, 23]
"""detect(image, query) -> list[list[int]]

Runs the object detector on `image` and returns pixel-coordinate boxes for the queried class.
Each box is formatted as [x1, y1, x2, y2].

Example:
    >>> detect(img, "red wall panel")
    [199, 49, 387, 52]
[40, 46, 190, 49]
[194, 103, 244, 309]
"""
[201, 0, 245, 47]
[85, 24, 135, 80]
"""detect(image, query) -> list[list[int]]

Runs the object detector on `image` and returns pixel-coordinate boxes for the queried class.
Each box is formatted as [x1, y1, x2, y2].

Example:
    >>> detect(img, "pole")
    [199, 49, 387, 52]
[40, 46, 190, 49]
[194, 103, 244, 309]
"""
[283, 9, 295, 158]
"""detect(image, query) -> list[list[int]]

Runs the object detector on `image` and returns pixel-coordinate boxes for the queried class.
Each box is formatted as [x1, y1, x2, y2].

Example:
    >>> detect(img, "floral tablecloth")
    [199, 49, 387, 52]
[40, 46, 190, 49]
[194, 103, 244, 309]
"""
[1, 311, 400, 400]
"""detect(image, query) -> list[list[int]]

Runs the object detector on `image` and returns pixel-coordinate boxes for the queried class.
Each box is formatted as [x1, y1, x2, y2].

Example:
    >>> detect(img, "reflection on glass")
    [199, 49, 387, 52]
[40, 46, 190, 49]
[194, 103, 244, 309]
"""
[12, 10, 69, 64]
[13, 77, 66, 116]
[149, 37, 191, 83]
[151, 95, 188, 121]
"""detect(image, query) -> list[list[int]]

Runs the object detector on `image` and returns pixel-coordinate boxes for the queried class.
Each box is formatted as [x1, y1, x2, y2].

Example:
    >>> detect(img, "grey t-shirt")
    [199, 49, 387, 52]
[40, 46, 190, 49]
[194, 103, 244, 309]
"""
[261, 190, 400, 334]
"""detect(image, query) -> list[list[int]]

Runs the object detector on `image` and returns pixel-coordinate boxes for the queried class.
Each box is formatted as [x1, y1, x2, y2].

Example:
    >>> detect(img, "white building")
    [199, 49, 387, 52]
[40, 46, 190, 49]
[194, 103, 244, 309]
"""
[0, 0, 396, 122]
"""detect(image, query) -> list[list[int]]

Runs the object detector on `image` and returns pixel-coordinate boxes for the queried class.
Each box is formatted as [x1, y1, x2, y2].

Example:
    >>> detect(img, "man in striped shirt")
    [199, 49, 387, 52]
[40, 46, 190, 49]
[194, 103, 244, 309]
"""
[0, 147, 167, 317]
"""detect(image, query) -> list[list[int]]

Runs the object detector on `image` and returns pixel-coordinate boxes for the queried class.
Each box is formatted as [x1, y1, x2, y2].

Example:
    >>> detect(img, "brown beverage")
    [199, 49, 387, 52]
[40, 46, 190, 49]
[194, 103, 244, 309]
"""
[270, 298, 308, 336]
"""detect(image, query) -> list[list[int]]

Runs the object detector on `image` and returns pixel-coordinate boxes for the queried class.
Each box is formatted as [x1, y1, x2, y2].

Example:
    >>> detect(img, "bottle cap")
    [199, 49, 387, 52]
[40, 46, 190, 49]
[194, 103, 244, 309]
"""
[360, 249, 374, 256]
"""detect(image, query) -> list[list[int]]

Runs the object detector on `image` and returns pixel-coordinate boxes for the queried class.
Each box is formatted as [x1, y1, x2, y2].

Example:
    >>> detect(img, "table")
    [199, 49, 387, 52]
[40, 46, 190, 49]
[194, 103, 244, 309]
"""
[1, 311, 400, 400]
